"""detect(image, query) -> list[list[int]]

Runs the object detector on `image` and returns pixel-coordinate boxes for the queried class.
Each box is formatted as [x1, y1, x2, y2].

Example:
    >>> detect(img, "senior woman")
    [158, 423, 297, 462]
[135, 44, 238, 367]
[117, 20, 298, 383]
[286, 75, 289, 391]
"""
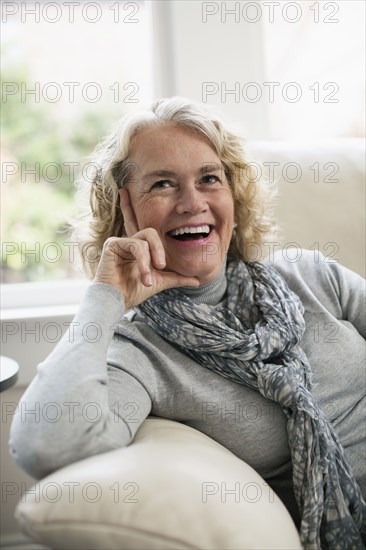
[10, 97, 365, 549]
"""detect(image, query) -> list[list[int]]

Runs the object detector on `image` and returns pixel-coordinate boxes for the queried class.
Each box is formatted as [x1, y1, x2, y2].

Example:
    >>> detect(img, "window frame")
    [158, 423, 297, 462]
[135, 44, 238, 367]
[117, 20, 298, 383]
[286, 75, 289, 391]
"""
[1, 279, 90, 318]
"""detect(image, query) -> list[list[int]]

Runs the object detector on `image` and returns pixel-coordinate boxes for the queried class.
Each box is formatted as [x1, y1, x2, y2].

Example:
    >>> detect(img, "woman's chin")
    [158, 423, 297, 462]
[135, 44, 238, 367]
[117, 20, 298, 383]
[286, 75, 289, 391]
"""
[165, 260, 225, 286]
[164, 237, 228, 284]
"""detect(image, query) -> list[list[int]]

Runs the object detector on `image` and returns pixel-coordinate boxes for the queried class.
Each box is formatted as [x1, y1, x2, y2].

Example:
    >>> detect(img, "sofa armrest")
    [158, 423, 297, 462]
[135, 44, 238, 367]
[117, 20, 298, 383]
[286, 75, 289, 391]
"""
[15, 417, 302, 549]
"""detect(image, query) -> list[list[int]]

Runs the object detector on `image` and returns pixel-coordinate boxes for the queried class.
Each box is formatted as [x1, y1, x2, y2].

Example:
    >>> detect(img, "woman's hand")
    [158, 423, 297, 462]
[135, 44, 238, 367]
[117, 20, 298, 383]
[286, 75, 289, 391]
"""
[93, 188, 200, 309]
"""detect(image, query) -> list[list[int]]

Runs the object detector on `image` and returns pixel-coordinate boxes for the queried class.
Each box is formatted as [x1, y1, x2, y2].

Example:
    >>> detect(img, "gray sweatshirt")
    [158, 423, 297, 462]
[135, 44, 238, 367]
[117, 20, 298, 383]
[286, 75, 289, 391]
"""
[9, 250, 366, 524]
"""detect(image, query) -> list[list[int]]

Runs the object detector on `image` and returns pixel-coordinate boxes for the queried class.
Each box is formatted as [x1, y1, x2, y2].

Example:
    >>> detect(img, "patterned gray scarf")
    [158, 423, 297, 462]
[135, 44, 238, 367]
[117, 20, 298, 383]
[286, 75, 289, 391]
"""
[137, 260, 366, 549]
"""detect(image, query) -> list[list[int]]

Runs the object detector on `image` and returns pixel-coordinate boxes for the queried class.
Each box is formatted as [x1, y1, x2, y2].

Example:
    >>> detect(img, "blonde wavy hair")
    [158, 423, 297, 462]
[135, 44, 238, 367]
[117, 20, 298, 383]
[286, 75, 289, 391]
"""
[70, 97, 278, 278]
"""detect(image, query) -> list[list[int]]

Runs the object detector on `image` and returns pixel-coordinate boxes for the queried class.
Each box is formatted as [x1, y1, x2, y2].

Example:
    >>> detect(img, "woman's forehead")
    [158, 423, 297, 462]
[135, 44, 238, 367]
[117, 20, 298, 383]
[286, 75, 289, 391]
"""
[129, 124, 221, 168]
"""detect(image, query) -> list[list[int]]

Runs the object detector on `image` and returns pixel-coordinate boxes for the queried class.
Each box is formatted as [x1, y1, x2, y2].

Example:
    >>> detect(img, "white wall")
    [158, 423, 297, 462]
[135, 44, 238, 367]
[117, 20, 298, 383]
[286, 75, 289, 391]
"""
[152, 0, 268, 139]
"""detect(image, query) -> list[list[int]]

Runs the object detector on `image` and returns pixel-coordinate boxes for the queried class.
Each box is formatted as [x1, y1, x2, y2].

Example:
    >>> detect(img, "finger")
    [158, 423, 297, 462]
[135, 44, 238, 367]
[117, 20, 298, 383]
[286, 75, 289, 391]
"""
[133, 228, 166, 269]
[107, 237, 153, 287]
[157, 271, 200, 292]
[120, 238, 153, 287]
[135, 246, 153, 287]
[119, 188, 139, 237]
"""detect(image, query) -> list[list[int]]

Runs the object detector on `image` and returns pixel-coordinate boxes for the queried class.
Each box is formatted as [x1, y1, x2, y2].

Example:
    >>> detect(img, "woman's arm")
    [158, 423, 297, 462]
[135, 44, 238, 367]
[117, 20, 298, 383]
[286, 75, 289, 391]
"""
[326, 260, 366, 339]
[268, 249, 366, 339]
[9, 282, 152, 480]
[10, 186, 202, 481]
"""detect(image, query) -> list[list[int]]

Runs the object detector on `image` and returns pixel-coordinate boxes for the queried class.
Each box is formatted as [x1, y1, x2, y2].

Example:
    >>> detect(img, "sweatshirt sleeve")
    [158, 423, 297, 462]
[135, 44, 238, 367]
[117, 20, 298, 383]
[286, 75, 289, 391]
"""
[9, 283, 152, 480]
[268, 249, 366, 339]
[326, 260, 366, 339]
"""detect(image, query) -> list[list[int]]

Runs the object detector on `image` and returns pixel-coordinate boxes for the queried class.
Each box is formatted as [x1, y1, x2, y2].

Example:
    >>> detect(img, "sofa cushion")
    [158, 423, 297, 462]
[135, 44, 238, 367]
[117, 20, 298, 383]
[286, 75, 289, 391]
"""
[15, 418, 302, 549]
[247, 138, 365, 277]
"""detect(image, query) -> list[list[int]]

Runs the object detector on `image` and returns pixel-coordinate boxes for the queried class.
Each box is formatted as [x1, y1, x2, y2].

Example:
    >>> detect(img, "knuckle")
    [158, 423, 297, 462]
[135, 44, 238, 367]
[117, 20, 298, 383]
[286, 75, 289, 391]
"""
[104, 237, 119, 251]
[122, 238, 139, 256]
[145, 227, 159, 240]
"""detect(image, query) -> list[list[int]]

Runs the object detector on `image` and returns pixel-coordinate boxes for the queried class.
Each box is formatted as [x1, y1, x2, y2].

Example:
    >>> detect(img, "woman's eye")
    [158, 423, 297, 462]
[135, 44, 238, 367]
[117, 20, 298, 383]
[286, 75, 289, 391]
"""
[202, 174, 220, 184]
[151, 180, 172, 190]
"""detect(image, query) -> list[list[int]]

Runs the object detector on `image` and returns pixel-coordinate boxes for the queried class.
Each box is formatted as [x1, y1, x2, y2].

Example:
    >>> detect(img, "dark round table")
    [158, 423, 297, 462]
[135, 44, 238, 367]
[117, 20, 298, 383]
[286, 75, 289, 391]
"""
[0, 355, 19, 392]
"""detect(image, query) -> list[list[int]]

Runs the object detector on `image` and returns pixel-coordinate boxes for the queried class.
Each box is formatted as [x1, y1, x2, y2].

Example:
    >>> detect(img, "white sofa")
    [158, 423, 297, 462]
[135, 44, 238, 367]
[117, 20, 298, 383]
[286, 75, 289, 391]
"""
[15, 418, 302, 549]
[246, 138, 365, 278]
[13, 138, 365, 548]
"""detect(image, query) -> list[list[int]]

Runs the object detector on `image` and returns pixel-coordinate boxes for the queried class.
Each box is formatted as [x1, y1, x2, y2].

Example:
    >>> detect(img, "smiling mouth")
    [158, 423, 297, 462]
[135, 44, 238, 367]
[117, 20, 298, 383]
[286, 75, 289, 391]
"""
[167, 224, 213, 241]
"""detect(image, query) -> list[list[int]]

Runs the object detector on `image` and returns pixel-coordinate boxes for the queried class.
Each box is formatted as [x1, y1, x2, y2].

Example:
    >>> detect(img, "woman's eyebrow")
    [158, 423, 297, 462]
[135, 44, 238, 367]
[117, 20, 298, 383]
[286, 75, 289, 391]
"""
[142, 170, 177, 181]
[142, 163, 224, 182]
[201, 162, 222, 173]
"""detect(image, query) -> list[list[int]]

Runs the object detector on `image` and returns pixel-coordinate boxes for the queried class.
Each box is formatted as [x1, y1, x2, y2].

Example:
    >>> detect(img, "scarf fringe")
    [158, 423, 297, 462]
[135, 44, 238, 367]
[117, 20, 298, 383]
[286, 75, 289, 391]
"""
[289, 395, 366, 549]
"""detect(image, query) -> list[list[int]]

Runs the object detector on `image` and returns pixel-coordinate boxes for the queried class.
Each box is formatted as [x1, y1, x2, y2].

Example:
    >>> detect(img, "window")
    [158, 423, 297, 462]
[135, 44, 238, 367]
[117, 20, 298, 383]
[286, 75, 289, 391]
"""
[2, 0, 364, 301]
[163, 0, 364, 140]
[261, 0, 365, 139]
[1, 1, 153, 289]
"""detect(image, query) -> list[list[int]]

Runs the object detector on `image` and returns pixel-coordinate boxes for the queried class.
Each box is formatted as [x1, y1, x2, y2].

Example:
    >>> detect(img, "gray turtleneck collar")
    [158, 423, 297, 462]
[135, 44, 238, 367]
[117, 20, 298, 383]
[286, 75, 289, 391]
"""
[177, 264, 227, 306]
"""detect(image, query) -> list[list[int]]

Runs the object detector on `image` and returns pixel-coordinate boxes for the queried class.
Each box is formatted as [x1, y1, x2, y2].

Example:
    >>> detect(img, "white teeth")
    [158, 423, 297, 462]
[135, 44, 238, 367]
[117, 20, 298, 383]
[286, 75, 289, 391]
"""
[170, 224, 210, 236]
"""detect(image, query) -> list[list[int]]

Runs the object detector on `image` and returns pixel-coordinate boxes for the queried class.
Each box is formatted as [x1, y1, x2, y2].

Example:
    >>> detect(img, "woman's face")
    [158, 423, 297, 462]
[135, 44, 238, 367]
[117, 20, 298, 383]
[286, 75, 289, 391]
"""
[123, 124, 234, 285]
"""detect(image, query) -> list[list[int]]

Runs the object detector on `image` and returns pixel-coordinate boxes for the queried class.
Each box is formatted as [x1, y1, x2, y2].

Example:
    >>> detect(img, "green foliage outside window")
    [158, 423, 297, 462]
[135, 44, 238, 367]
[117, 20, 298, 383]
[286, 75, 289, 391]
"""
[1, 69, 120, 283]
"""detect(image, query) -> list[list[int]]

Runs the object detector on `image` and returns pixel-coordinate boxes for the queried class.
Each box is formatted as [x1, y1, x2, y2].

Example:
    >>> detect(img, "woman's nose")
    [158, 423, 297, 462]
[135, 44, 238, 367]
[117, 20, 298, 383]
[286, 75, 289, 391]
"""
[175, 183, 208, 215]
